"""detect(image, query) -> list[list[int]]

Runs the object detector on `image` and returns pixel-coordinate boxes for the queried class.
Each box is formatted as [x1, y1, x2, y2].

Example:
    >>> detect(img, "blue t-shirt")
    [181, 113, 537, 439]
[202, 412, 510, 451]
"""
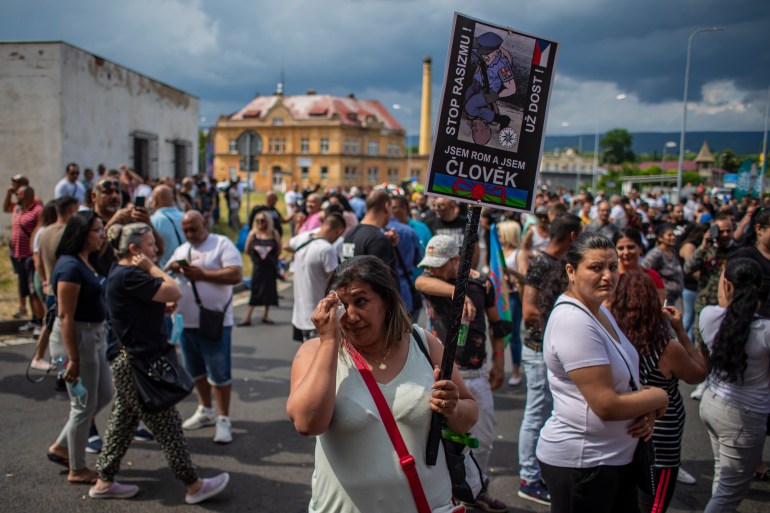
[151, 206, 186, 268]
[387, 219, 424, 311]
[52, 254, 106, 322]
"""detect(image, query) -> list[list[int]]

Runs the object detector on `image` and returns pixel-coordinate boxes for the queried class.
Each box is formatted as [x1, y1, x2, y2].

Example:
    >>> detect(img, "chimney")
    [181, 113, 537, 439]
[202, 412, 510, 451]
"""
[419, 56, 432, 156]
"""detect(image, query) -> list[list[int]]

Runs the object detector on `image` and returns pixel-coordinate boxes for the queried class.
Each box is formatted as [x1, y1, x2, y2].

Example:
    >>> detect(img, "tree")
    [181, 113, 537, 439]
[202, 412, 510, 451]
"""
[717, 149, 739, 172]
[601, 128, 635, 164]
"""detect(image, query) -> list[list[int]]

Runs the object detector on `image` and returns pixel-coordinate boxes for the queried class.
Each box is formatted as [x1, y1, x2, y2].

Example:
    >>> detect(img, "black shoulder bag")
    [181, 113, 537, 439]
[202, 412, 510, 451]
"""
[130, 346, 194, 413]
[554, 300, 657, 496]
[188, 246, 232, 341]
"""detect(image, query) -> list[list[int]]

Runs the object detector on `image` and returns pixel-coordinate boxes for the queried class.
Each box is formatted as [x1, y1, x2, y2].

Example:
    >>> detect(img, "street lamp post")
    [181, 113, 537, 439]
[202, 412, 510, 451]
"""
[662, 141, 677, 163]
[562, 121, 584, 194]
[592, 94, 627, 191]
[676, 27, 725, 201]
[393, 104, 411, 181]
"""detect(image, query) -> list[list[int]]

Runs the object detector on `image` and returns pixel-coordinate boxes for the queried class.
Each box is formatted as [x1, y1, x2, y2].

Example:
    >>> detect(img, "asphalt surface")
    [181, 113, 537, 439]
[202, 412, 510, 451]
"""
[1, 283, 769, 512]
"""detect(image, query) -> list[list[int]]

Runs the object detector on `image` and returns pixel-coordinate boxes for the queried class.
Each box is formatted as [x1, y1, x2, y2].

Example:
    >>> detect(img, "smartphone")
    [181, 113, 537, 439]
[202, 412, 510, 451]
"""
[135, 196, 146, 208]
[709, 224, 719, 242]
[175, 258, 189, 268]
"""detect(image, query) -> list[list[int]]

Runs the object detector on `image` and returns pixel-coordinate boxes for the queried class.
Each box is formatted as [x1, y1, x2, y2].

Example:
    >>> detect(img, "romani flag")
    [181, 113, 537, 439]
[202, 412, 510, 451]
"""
[489, 223, 511, 347]
[532, 40, 551, 68]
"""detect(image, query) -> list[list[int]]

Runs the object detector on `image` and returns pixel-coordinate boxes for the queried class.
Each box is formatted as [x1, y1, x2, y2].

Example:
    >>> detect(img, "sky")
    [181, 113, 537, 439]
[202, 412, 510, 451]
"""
[3, 0, 769, 137]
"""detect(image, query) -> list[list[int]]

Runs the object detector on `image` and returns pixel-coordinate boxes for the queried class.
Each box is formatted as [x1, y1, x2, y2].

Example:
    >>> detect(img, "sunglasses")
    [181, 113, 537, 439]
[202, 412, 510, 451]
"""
[96, 180, 121, 191]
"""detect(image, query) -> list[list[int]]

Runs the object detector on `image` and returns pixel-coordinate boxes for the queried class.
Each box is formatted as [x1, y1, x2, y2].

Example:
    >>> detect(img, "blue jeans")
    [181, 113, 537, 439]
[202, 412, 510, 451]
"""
[682, 288, 697, 341]
[180, 326, 233, 386]
[508, 293, 523, 368]
[518, 346, 552, 483]
[700, 390, 767, 513]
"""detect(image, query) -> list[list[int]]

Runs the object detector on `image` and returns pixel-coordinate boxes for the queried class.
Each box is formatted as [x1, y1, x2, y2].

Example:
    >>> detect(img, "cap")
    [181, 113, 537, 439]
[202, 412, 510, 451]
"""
[535, 206, 548, 216]
[475, 32, 503, 55]
[418, 235, 459, 269]
[11, 174, 28, 184]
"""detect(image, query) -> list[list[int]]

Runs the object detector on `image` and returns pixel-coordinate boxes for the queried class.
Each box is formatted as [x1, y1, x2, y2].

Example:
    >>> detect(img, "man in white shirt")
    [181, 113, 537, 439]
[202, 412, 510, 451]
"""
[54, 163, 86, 204]
[167, 211, 243, 444]
[290, 213, 345, 342]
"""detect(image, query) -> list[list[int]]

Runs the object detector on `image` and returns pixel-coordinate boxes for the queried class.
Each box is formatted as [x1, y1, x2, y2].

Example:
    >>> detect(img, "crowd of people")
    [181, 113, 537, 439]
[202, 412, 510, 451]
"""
[7, 162, 770, 512]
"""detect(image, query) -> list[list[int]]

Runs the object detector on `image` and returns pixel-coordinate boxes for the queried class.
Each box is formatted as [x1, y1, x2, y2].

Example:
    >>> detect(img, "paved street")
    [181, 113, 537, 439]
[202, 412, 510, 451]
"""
[1, 283, 769, 512]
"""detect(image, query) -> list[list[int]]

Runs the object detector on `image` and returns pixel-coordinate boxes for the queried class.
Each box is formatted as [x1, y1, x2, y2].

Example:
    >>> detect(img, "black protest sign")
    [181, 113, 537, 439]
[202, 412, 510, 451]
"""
[426, 13, 558, 213]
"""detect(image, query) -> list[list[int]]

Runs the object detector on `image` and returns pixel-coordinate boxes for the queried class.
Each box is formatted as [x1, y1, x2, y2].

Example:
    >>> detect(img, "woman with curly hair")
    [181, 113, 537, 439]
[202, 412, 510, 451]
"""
[699, 258, 770, 512]
[611, 270, 708, 512]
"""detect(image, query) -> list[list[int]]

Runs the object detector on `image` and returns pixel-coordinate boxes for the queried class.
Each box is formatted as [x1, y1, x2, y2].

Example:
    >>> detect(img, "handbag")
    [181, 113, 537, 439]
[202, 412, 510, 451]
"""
[188, 246, 232, 341]
[411, 326, 484, 503]
[344, 340, 433, 513]
[553, 300, 657, 496]
[129, 347, 194, 413]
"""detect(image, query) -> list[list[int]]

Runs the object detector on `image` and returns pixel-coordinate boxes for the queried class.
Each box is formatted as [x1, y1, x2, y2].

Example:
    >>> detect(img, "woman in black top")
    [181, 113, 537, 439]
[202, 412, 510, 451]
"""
[47, 211, 113, 485]
[611, 270, 708, 512]
[90, 223, 229, 503]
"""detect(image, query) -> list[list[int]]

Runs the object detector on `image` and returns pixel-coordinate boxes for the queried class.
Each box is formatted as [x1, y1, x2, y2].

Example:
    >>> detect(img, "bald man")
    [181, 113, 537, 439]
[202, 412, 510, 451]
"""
[151, 184, 186, 267]
[166, 210, 243, 444]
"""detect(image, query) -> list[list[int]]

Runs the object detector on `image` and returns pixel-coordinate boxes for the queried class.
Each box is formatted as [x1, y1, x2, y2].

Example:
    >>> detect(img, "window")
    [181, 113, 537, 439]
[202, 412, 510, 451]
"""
[367, 166, 378, 183]
[351, 140, 359, 155]
[388, 143, 399, 157]
[344, 140, 350, 155]
[320, 138, 329, 154]
[228, 166, 236, 178]
[272, 117, 283, 126]
[131, 130, 158, 179]
[229, 140, 237, 154]
[301, 138, 309, 154]
[321, 166, 329, 181]
[388, 168, 399, 182]
[368, 141, 378, 156]
[172, 139, 192, 179]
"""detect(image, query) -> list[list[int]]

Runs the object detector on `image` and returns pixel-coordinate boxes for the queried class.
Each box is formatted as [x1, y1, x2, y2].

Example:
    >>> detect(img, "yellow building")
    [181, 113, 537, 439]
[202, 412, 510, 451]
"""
[212, 91, 420, 190]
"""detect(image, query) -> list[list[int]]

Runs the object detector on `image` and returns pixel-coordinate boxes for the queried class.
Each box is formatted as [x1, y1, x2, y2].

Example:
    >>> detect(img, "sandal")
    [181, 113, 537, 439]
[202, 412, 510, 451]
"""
[69, 472, 98, 485]
[236, 320, 251, 327]
[47, 452, 69, 468]
[261, 319, 275, 325]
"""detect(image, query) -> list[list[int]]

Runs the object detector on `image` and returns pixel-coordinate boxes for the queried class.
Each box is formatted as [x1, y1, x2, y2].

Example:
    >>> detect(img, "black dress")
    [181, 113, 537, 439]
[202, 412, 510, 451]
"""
[248, 236, 279, 306]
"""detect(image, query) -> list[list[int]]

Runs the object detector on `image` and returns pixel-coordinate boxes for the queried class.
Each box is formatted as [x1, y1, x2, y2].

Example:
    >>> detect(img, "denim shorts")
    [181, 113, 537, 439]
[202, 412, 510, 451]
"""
[180, 326, 232, 386]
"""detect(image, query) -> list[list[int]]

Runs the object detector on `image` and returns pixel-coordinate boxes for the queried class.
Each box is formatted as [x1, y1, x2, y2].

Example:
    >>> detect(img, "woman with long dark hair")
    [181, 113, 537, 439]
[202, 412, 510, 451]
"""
[536, 232, 669, 513]
[46, 211, 113, 484]
[611, 270, 708, 512]
[699, 258, 770, 512]
[612, 228, 665, 303]
[678, 223, 709, 341]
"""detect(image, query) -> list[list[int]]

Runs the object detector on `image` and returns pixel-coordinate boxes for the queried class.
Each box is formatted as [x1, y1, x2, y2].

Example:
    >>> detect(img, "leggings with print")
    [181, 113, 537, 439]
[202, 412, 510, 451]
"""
[96, 350, 199, 485]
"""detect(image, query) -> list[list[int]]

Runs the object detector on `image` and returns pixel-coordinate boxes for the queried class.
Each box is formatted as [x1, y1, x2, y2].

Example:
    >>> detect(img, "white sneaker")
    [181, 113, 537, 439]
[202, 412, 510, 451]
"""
[508, 374, 522, 386]
[213, 416, 232, 444]
[690, 382, 706, 401]
[677, 467, 696, 485]
[182, 405, 216, 430]
[185, 472, 230, 504]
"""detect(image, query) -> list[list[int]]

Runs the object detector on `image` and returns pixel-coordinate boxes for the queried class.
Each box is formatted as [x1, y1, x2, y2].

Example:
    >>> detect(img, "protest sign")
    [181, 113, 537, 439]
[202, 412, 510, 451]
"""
[426, 13, 558, 213]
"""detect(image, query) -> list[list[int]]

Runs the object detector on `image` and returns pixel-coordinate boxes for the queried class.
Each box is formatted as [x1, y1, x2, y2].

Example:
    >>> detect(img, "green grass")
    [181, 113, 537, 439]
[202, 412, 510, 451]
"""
[0, 245, 15, 295]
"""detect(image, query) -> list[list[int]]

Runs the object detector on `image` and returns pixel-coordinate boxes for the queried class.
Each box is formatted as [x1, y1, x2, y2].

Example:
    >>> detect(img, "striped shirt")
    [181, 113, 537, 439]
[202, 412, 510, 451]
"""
[639, 340, 685, 467]
[11, 203, 42, 259]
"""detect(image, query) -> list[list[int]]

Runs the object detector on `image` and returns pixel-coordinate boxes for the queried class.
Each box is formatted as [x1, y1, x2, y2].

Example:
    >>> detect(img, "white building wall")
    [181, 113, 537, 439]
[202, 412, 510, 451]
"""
[0, 43, 64, 201]
[0, 41, 198, 211]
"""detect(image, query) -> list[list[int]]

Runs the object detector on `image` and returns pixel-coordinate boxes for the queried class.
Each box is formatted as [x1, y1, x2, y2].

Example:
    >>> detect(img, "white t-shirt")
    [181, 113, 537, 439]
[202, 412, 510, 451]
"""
[290, 232, 339, 330]
[133, 183, 153, 202]
[285, 190, 301, 216]
[700, 306, 770, 414]
[537, 295, 641, 468]
[228, 187, 242, 210]
[54, 178, 86, 203]
[168, 234, 243, 328]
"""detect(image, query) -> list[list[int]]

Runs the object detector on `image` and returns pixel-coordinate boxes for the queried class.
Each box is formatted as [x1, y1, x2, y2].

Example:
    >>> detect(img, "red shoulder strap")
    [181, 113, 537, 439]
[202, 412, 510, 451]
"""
[344, 340, 432, 513]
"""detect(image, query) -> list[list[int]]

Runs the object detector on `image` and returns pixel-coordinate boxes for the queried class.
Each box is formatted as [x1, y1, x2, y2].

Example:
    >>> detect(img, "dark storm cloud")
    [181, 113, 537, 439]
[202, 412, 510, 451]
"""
[2, 0, 768, 132]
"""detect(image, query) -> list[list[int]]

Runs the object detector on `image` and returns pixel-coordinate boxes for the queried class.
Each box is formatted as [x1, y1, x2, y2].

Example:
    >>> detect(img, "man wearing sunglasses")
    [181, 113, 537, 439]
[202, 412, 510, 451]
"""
[54, 163, 87, 204]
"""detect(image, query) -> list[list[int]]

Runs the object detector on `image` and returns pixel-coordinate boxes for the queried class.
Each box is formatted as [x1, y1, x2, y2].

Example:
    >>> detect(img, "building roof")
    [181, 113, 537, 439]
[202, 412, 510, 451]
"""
[0, 41, 198, 99]
[695, 140, 715, 163]
[229, 93, 403, 130]
[639, 161, 698, 172]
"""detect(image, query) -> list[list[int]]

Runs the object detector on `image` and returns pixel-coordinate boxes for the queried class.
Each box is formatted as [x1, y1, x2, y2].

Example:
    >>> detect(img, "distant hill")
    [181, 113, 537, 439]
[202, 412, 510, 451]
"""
[543, 131, 765, 157]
